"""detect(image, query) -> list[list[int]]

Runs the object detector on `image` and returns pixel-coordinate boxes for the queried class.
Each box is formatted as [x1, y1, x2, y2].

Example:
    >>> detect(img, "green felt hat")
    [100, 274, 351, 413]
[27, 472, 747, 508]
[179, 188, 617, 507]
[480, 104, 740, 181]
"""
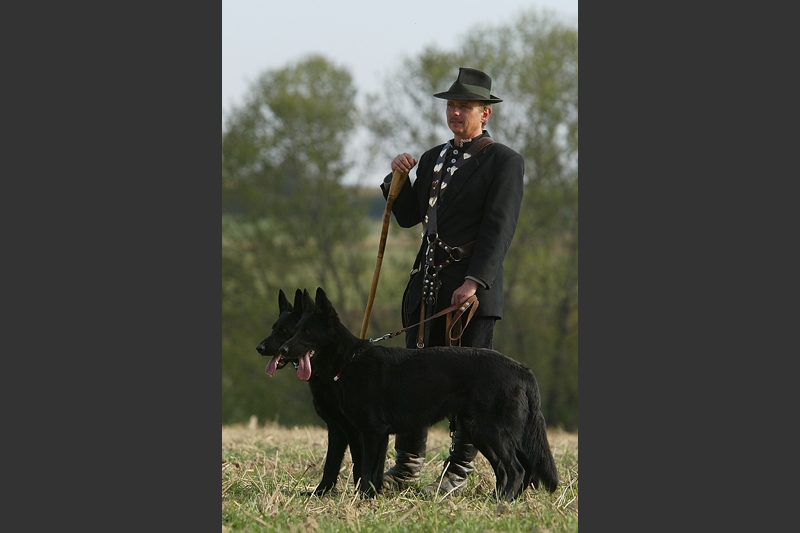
[433, 67, 503, 103]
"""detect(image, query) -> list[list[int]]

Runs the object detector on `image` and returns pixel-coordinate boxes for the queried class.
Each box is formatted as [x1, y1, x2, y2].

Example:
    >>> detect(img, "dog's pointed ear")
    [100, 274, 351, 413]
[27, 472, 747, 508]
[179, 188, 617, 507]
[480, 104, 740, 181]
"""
[302, 288, 314, 312]
[292, 289, 304, 313]
[278, 289, 291, 313]
[315, 287, 334, 315]
[315, 287, 327, 306]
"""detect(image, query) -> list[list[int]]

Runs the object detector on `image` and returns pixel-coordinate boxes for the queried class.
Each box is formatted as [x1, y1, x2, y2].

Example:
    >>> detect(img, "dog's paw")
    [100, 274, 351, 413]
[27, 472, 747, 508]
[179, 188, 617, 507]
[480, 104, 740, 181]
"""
[308, 485, 337, 497]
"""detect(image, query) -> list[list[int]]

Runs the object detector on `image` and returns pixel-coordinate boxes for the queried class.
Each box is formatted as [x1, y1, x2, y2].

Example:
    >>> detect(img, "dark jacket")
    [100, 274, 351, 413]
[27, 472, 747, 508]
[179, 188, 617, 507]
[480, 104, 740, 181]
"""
[382, 137, 524, 324]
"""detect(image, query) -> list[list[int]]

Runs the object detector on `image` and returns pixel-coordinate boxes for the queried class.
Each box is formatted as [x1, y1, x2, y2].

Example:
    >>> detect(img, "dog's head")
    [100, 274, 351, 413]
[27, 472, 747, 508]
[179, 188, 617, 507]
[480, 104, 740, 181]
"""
[277, 287, 339, 382]
[257, 288, 306, 377]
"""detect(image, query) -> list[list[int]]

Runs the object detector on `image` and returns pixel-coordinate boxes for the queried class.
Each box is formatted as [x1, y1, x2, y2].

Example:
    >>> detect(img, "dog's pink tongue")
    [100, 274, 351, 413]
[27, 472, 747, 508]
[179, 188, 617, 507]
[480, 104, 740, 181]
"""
[265, 355, 281, 377]
[296, 351, 312, 381]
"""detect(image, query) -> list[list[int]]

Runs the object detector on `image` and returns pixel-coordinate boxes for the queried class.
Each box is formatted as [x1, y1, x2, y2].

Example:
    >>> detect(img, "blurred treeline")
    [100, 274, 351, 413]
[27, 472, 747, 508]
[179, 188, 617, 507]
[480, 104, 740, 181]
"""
[222, 9, 578, 431]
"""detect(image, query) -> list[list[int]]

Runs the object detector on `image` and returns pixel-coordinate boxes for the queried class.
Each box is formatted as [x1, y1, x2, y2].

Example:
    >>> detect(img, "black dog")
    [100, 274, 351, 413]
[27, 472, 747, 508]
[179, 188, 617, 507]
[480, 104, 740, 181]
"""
[257, 288, 363, 495]
[278, 287, 559, 501]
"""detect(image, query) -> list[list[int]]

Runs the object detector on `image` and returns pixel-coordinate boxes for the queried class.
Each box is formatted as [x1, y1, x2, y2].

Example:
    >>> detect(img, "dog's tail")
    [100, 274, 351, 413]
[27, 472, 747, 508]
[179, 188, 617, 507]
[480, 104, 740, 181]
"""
[521, 377, 559, 493]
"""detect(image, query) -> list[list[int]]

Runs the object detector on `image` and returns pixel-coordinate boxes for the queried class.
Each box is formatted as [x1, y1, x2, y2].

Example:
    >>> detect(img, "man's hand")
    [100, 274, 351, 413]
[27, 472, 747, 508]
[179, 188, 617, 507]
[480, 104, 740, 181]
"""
[451, 279, 479, 306]
[391, 153, 417, 174]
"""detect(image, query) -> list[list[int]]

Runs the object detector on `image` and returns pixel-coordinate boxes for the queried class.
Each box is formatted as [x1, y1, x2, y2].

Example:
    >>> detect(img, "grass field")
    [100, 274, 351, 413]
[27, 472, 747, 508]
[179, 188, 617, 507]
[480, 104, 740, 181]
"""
[222, 422, 578, 532]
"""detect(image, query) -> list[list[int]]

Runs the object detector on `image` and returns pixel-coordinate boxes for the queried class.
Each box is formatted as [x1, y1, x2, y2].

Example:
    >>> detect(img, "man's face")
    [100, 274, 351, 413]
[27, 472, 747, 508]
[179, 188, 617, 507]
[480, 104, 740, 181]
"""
[446, 100, 489, 139]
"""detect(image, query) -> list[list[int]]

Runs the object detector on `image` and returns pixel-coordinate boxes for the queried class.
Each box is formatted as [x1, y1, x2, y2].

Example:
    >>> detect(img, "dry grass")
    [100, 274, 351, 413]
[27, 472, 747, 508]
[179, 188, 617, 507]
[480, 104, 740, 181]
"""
[222, 421, 578, 532]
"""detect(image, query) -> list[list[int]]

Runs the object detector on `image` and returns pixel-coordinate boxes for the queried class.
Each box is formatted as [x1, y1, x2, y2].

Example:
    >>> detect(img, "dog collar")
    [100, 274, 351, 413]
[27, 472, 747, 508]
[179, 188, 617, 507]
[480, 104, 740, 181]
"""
[333, 350, 360, 381]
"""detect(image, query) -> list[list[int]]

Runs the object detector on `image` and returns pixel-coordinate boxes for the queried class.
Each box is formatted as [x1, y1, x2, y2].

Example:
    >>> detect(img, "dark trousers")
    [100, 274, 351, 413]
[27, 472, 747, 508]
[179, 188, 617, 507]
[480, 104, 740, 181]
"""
[395, 315, 495, 454]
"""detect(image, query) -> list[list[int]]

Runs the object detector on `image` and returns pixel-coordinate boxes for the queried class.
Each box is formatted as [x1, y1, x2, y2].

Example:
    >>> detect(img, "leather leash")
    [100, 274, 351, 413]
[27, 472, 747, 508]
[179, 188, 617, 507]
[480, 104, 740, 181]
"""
[368, 294, 479, 345]
[334, 296, 477, 382]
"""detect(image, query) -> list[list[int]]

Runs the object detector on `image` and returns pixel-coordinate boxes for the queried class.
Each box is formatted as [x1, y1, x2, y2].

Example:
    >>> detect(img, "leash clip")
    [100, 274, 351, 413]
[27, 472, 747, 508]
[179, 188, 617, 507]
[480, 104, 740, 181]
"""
[369, 333, 393, 343]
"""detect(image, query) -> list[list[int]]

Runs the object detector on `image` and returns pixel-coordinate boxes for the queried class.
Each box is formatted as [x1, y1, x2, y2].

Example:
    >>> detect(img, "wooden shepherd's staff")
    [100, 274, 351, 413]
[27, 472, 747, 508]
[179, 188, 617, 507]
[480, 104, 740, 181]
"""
[360, 170, 408, 339]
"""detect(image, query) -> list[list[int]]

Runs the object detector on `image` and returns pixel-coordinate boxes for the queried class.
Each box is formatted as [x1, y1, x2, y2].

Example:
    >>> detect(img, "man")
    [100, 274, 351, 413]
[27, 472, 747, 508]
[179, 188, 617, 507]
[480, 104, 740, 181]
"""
[379, 67, 525, 496]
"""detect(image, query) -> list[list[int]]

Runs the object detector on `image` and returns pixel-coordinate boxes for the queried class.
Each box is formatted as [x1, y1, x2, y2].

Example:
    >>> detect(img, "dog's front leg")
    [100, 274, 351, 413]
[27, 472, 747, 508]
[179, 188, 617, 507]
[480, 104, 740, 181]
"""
[313, 422, 349, 495]
[344, 424, 364, 490]
[358, 433, 390, 498]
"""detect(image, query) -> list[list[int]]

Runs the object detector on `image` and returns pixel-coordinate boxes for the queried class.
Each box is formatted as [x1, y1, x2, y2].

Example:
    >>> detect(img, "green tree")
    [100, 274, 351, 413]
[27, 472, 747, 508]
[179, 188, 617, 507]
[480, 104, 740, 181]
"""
[222, 56, 373, 425]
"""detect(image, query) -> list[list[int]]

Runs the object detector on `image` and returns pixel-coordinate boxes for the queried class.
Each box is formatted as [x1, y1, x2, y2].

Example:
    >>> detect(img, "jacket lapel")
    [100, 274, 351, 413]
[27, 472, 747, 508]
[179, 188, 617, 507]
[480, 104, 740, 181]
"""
[436, 155, 482, 218]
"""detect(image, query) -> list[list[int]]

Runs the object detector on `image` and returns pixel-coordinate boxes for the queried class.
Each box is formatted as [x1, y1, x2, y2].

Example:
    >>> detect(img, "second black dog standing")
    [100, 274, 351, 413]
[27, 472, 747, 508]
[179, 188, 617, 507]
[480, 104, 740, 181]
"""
[277, 287, 558, 501]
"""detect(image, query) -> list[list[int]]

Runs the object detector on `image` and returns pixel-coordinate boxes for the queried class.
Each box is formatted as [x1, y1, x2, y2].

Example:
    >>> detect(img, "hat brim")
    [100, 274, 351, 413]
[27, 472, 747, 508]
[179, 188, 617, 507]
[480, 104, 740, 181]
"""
[433, 90, 503, 103]
[433, 91, 503, 104]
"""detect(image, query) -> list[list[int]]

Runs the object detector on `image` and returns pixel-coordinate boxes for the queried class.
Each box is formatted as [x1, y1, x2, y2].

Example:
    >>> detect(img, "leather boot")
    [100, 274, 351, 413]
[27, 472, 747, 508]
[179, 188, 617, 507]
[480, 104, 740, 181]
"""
[382, 430, 427, 490]
[382, 449, 425, 490]
[424, 429, 478, 497]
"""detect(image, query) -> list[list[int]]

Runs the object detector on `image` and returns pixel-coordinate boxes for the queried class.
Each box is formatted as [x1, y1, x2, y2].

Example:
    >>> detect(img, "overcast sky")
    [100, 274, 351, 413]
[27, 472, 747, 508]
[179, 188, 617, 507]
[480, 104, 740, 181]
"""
[222, 0, 578, 124]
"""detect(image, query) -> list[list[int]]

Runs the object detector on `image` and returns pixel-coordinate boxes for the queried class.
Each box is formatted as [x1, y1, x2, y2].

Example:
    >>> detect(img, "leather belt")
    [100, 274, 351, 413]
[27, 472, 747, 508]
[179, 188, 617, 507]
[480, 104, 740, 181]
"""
[441, 240, 474, 263]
